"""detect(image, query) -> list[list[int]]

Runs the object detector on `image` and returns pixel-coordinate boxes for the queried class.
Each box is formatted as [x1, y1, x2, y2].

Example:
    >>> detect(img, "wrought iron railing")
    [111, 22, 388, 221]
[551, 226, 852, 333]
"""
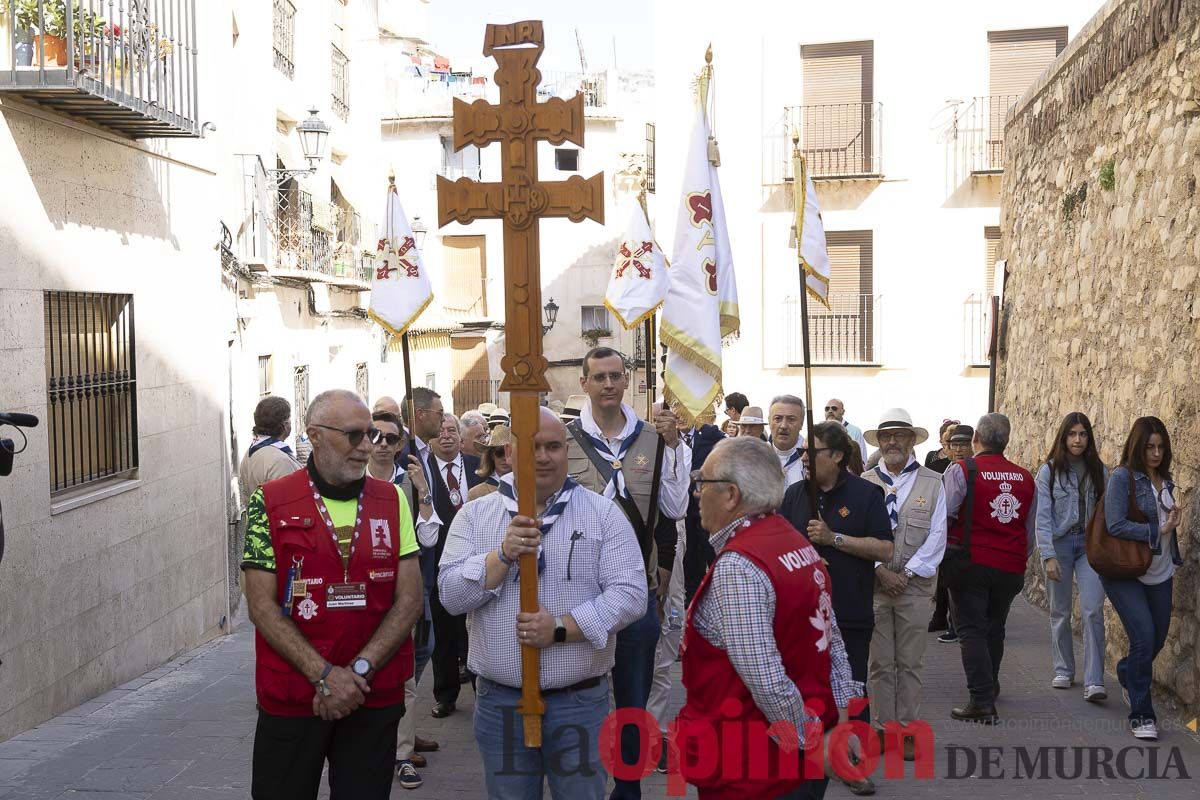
[331, 44, 349, 121]
[783, 292, 881, 365]
[963, 293, 996, 367]
[452, 379, 505, 415]
[272, 0, 294, 79]
[764, 102, 883, 184]
[537, 69, 607, 107]
[44, 290, 138, 494]
[2, 0, 199, 137]
[954, 94, 1021, 175]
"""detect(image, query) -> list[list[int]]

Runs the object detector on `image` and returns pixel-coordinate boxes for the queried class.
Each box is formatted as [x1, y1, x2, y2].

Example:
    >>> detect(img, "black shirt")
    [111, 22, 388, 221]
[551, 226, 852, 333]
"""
[925, 450, 952, 474]
[779, 469, 892, 630]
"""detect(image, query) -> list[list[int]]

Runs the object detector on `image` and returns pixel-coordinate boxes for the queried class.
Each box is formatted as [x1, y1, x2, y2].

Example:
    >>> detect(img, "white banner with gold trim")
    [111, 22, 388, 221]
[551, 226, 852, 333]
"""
[368, 184, 433, 337]
[604, 200, 669, 329]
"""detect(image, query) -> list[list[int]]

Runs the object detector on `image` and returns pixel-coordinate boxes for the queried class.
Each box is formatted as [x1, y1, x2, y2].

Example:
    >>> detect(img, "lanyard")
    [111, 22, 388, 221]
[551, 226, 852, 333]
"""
[307, 476, 366, 583]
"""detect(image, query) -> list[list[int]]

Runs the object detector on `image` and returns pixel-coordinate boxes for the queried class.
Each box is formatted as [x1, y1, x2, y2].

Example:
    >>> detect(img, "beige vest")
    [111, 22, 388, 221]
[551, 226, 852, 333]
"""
[566, 423, 661, 586]
[862, 465, 943, 589]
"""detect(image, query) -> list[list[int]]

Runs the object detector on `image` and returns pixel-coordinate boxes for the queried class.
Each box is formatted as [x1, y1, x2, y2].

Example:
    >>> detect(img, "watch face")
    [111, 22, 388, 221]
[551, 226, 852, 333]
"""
[353, 658, 370, 676]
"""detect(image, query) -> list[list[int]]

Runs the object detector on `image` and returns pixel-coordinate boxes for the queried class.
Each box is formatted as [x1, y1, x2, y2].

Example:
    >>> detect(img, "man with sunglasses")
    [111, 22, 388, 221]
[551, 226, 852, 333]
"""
[780, 421, 892, 796]
[242, 389, 423, 800]
[825, 399, 869, 465]
[565, 347, 692, 800]
[438, 407, 647, 798]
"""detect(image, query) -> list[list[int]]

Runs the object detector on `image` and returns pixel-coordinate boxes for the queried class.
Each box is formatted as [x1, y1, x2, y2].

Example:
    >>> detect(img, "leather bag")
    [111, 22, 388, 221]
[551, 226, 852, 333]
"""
[1085, 468, 1152, 579]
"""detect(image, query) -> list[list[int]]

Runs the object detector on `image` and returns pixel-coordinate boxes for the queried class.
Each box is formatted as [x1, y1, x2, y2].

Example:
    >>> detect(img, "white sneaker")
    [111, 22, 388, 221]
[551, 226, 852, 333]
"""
[1051, 674, 1072, 689]
[1132, 722, 1158, 740]
[1083, 685, 1107, 702]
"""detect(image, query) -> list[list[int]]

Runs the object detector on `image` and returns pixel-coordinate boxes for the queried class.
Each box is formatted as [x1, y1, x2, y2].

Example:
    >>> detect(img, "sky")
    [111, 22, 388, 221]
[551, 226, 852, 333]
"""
[427, 0, 654, 74]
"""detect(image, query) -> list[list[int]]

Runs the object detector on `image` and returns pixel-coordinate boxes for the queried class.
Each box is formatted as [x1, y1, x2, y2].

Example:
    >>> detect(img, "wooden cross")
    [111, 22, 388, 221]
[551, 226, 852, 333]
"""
[436, 20, 604, 747]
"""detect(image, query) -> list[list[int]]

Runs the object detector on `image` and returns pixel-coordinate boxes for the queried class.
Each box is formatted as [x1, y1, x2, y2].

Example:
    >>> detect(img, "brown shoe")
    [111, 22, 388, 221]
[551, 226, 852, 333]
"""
[903, 738, 917, 762]
[409, 752, 427, 768]
[414, 736, 439, 753]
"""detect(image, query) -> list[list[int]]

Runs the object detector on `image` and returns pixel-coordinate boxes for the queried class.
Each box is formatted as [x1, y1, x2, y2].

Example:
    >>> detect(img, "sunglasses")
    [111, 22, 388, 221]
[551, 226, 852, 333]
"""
[824, 406, 840, 412]
[373, 431, 404, 447]
[313, 424, 400, 447]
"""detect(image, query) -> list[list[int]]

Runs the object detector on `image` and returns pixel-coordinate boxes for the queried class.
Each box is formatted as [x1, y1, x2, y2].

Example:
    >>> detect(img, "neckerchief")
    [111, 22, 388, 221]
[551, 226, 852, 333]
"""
[497, 474, 578, 580]
[248, 435, 294, 458]
[777, 445, 802, 471]
[578, 404, 645, 500]
[307, 457, 364, 501]
[875, 458, 921, 529]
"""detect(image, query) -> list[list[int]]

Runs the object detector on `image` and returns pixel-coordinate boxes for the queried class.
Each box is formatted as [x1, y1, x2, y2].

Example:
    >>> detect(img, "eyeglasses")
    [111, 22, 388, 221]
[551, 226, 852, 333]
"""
[876, 431, 914, 444]
[372, 431, 404, 447]
[313, 424, 377, 447]
[690, 469, 734, 489]
[589, 371, 626, 385]
[799, 446, 832, 457]
[824, 406, 840, 412]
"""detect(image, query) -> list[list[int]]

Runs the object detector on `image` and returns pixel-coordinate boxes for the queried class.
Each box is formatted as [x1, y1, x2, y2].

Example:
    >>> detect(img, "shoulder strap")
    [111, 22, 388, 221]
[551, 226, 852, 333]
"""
[567, 420, 655, 568]
[567, 420, 618, 485]
[961, 457, 978, 549]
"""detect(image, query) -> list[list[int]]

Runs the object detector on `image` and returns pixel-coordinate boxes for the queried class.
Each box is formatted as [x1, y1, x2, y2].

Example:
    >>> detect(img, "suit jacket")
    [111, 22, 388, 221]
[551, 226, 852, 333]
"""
[429, 451, 483, 563]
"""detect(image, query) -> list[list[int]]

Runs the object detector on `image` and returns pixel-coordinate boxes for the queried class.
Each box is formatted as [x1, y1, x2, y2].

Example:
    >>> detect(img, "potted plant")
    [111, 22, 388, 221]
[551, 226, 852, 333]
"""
[582, 327, 612, 347]
[15, 1, 105, 68]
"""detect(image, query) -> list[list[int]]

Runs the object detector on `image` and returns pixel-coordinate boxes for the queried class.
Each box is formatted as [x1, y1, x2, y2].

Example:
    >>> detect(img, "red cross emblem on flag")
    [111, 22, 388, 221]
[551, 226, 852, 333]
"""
[615, 241, 654, 280]
[375, 236, 421, 280]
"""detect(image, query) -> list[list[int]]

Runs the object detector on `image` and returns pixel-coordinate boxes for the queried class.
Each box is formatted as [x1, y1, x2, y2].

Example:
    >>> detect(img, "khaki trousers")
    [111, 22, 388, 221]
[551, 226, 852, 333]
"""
[868, 577, 934, 725]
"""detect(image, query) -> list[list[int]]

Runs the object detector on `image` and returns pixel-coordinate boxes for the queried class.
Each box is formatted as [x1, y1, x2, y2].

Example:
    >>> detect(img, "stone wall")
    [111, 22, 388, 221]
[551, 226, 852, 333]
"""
[998, 0, 1200, 715]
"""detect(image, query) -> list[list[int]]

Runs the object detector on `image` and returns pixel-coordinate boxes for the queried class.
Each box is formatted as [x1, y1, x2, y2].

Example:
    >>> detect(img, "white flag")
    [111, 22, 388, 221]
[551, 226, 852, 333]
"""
[795, 159, 831, 309]
[660, 102, 739, 425]
[604, 201, 668, 329]
[368, 184, 433, 336]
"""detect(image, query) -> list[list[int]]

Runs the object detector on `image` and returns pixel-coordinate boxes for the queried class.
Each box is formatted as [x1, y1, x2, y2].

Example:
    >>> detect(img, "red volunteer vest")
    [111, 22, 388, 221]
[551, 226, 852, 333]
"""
[946, 454, 1035, 574]
[677, 514, 839, 798]
[255, 468, 413, 716]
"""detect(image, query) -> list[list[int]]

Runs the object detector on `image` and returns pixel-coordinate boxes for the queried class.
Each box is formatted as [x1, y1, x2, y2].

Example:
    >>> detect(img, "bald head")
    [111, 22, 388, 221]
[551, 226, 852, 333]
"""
[373, 395, 401, 417]
[505, 407, 570, 502]
[307, 389, 372, 486]
[824, 398, 845, 422]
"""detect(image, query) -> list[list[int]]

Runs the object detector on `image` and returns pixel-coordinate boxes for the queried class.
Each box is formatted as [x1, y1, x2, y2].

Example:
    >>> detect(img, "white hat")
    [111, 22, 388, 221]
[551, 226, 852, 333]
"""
[737, 406, 766, 426]
[865, 408, 929, 447]
[561, 395, 587, 422]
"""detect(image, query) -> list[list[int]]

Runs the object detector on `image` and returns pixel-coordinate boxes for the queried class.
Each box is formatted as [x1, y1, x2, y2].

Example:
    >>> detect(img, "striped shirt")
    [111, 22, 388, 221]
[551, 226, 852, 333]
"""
[691, 515, 863, 729]
[437, 485, 648, 689]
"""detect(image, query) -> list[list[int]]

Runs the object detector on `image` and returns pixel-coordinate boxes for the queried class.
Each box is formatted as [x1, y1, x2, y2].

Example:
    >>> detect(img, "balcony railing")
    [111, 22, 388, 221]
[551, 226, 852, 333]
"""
[331, 44, 349, 121]
[764, 102, 883, 184]
[1, 0, 199, 138]
[963, 293, 997, 367]
[955, 94, 1021, 175]
[452, 379, 505, 416]
[273, 0, 294, 79]
[783, 292, 881, 365]
[537, 70, 607, 108]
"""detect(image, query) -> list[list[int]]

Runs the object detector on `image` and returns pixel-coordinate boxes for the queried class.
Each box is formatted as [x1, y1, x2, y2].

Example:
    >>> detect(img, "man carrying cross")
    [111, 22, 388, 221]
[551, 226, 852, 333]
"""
[566, 346, 692, 799]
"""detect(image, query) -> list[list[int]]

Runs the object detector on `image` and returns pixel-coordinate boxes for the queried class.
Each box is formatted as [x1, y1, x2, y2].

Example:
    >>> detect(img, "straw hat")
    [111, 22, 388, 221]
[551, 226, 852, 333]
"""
[487, 408, 510, 429]
[864, 408, 929, 447]
[561, 394, 587, 423]
[737, 406, 766, 426]
[476, 425, 512, 478]
[477, 402, 498, 417]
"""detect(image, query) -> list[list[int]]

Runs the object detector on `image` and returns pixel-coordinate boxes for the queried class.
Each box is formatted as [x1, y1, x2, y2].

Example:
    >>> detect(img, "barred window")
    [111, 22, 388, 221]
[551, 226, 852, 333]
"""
[258, 355, 273, 396]
[44, 292, 138, 495]
[294, 365, 310, 435]
[645, 123, 656, 193]
[355, 362, 369, 399]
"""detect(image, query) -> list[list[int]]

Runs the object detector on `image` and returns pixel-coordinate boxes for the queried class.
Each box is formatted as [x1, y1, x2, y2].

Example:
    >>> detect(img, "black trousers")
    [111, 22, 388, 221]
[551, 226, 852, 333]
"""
[682, 521, 715, 607]
[430, 584, 469, 705]
[838, 625, 873, 724]
[251, 702, 404, 800]
[947, 562, 1024, 706]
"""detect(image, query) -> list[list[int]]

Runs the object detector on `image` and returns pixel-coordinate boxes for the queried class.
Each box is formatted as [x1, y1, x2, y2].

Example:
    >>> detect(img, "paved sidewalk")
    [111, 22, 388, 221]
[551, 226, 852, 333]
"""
[1, 597, 1198, 798]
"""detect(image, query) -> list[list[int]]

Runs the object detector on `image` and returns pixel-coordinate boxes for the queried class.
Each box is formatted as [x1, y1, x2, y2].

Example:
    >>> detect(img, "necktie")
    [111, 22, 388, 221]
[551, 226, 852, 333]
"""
[875, 461, 920, 528]
[684, 430, 693, 447]
[446, 462, 462, 508]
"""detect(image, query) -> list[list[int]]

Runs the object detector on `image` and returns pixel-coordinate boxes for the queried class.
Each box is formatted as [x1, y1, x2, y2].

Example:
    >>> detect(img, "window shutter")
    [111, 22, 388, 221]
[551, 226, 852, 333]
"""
[984, 226, 1001, 295]
[442, 235, 488, 317]
[987, 28, 1068, 98]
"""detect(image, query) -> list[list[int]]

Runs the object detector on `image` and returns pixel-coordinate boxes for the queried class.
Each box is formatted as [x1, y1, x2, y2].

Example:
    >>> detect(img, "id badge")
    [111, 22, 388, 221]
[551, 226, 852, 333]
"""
[326, 582, 368, 609]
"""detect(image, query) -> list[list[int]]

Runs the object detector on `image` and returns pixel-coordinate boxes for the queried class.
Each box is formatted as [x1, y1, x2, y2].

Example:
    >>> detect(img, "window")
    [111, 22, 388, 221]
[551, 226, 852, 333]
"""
[425, 373, 437, 393]
[441, 136, 481, 180]
[786, 231, 876, 365]
[645, 123, 656, 193]
[332, 46, 350, 122]
[442, 235, 488, 317]
[984, 226, 1002, 295]
[258, 355, 273, 396]
[355, 362, 369, 399]
[581, 305, 611, 334]
[799, 40, 875, 177]
[273, 0, 296, 79]
[44, 292, 138, 495]
[985, 28, 1068, 161]
[555, 148, 579, 172]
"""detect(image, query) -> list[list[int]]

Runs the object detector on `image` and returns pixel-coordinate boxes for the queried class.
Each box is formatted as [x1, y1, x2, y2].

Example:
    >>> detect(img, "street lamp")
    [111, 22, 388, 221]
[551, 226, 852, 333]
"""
[411, 216, 428, 249]
[268, 109, 332, 183]
[542, 298, 559, 335]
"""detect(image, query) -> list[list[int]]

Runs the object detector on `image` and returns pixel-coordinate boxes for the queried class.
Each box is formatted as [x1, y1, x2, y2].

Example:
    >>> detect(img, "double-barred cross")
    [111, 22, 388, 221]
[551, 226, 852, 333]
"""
[435, 20, 604, 749]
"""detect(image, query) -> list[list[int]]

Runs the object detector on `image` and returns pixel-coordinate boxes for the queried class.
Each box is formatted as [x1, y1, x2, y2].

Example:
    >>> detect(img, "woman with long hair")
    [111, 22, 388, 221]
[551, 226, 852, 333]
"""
[1100, 416, 1183, 741]
[1035, 412, 1108, 701]
[924, 419, 959, 473]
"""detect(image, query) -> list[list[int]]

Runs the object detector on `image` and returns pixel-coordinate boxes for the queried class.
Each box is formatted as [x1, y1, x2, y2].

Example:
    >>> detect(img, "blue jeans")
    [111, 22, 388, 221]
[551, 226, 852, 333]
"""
[610, 592, 660, 800]
[1099, 575, 1172, 724]
[474, 676, 609, 800]
[1047, 528, 1106, 686]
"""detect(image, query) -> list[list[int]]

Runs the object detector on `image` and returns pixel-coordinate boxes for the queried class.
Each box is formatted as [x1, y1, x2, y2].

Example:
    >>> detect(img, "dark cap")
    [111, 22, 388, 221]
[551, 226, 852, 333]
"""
[949, 425, 974, 443]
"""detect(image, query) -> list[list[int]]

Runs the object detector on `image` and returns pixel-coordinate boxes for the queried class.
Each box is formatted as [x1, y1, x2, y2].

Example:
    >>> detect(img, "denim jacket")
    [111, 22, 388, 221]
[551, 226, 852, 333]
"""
[1105, 466, 1184, 564]
[1034, 462, 1107, 561]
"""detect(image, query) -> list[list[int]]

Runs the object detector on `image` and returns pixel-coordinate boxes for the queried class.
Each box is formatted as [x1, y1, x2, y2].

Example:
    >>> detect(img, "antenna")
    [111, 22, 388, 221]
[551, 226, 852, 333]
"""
[575, 28, 588, 74]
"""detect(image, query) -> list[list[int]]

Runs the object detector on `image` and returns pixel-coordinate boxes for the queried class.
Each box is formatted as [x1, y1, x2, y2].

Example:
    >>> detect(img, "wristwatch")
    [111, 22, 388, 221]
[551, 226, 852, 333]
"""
[419, 493, 433, 506]
[351, 657, 373, 679]
[833, 533, 845, 549]
[553, 616, 567, 644]
[903, 568, 915, 579]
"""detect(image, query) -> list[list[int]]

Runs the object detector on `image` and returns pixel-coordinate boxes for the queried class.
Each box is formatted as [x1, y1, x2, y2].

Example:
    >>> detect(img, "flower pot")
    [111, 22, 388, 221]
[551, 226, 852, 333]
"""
[34, 34, 68, 67]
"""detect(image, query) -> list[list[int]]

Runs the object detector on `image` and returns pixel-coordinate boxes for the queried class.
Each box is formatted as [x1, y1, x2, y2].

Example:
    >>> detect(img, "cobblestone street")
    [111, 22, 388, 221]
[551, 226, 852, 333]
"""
[1, 597, 1198, 798]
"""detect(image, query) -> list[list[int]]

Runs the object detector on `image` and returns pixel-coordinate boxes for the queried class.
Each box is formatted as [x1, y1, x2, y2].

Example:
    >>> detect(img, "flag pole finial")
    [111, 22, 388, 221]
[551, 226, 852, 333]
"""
[705, 43, 712, 65]
[388, 168, 396, 186]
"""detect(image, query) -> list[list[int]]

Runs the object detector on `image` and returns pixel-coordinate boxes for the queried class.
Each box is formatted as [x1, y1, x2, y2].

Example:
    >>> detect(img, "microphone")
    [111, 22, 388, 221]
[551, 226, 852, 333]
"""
[0, 413, 39, 427]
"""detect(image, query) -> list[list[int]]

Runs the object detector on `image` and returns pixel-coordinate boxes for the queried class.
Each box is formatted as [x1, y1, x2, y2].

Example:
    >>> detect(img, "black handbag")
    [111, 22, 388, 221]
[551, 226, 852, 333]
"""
[940, 457, 977, 587]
